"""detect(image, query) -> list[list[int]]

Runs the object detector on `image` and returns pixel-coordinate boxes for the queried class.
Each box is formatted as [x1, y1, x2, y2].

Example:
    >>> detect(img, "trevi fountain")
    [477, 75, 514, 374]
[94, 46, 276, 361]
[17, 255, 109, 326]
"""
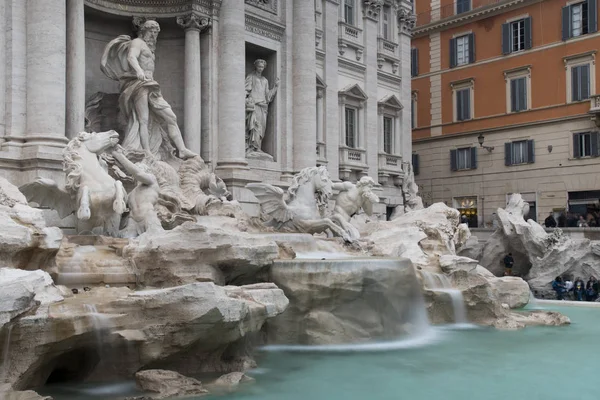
[0, 1, 599, 400]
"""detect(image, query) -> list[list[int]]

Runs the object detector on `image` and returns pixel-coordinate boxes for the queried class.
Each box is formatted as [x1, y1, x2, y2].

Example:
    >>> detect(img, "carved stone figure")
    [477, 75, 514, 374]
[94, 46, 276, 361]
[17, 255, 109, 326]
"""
[20, 131, 127, 236]
[111, 146, 163, 238]
[101, 20, 197, 160]
[245, 59, 279, 159]
[246, 166, 352, 241]
[179, 156, 231, 215]
[331, 176, 380, 241]
[402, 162, 424, 212]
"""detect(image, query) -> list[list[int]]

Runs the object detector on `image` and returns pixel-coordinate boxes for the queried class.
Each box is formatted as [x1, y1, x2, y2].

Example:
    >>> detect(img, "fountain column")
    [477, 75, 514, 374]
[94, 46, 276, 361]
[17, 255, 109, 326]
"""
[26, 0, 68, 148]
[177, 13, 208, 155]
[292, 0, 317, 171]
[216, 0, 248, 170]
[66, 0, 86, 140]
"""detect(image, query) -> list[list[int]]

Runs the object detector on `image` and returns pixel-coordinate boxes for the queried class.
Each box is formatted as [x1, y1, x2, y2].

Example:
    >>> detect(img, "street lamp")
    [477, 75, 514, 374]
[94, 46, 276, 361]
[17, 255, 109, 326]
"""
[477, 133, 494, 153]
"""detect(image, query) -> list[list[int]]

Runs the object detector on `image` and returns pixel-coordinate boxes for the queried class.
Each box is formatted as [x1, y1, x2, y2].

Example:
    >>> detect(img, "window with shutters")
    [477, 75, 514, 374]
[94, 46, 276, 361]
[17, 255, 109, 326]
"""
[572, 64, 591, 102]
[502, 17, 532, 54]
[511, 19, 525, 51]
[564, 53, 596, 103]
[573, 132, 599, 158]
[456, 0, 471, 14]
[345, 107, 357, 148]
[411, 48, 419, 77]
[562, 0, 597, 40]
[456, 35, 469, 65]
[450, 147, 477, 171]
[511, 141, 527, 164]
[455, 88, 471, 121]
[344, 0, 355, 26]
[510, 77, 528, 112]
[383, 116, 393, 154]
[505, 140, 535, 166]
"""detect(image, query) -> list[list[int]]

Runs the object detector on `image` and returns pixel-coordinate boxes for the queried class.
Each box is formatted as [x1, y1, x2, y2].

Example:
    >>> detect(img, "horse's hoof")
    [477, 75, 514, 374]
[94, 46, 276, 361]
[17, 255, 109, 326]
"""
[77, 206, 91, 220]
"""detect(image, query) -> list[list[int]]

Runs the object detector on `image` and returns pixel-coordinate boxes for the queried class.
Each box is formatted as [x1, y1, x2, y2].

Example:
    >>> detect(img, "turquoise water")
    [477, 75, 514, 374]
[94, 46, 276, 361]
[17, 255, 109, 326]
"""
[42, 306, 599, 400]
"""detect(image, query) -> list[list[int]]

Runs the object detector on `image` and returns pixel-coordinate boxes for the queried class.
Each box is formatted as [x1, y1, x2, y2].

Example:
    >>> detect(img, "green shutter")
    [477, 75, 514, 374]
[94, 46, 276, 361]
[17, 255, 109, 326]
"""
[505, 143, 512, 166]
[502, 23, 511, 54]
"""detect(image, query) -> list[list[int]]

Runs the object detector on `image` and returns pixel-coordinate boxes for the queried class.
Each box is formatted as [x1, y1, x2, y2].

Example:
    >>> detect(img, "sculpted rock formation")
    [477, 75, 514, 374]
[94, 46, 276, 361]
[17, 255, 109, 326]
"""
[330, 177, 379, 242]
[133, 369, 208, 399]
[20, 131, 126, 236]
[0, 178, 62, 270]
[360, 203, 568, 328]
[267, 258, 424, 345]
[478, 193, 600, 297]
[0, 269, 288, 390]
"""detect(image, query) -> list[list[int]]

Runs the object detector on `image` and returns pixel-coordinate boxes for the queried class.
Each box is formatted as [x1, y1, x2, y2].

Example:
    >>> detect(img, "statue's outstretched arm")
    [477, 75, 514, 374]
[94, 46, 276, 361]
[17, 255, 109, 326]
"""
[112, 150, 156, 186]
[332, 182, 353, 191]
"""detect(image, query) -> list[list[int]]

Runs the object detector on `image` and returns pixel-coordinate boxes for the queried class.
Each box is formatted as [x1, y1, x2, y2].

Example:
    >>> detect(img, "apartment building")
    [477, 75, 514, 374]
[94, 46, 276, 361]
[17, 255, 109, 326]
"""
[410, 0, 600, 226]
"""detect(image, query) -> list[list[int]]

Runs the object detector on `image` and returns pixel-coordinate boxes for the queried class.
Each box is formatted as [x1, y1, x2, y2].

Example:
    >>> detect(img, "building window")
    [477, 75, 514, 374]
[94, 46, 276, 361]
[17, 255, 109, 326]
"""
[502, 17, 532, 54]
[456, 0, 470, 14]
[382, 6, 392, 40]
[450, 147, 477, 171]
[450, 33, 475, 68]
[344, 0, 355, 25]
[456, 88, 471, 121]
[572, 64, 591, 102]
[562, 0, 597, 41]
[505, 140, 535, 166]
[573, 131, 599, 158]
[412, 153, 420, 175]
[382, 116, 393, 154]
[345, 107, 357, 148]
[411, 48, 419, 77]
[510, 77, 528, 112]
[411, 92, 418, 129]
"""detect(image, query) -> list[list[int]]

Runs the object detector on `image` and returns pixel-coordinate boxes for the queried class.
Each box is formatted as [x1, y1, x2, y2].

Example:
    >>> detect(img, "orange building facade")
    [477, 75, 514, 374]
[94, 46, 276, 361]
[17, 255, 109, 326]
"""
[411, 0, 600, 226]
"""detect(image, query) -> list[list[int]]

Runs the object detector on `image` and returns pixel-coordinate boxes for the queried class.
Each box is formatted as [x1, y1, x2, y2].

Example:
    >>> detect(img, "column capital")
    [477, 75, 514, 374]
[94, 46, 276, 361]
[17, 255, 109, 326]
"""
[177, 13, 211, 32]
[363, 0, 384, 21]
[397, 8, 416, 35]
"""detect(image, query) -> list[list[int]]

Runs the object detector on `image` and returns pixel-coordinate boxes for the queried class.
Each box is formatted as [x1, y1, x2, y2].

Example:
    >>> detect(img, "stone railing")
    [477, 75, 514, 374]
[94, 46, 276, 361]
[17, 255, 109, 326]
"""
[590, 94, 600, 112]
[377, 37, 399, 60]
[339, 146, 367, 167]
[338, 21, 363, 48]
[377, 153, 403, 175]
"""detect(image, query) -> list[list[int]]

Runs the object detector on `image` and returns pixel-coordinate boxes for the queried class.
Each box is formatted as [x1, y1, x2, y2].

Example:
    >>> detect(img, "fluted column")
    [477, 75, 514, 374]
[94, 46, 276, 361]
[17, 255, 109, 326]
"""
[177, 13, 209, 155]
[216, 0, 247, 169]
[66, 0, 85, 140]
[292, 0, 317, 171]
[316, 88, 324, 144]
[0, 0, 6, 140]
[26, 0, 67, 147]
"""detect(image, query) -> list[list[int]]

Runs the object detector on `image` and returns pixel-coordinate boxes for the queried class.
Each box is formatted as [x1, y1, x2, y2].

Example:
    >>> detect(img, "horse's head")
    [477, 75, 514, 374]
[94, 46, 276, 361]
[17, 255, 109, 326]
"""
[78, 130, 120, 154]
[311, 166, 333, 199]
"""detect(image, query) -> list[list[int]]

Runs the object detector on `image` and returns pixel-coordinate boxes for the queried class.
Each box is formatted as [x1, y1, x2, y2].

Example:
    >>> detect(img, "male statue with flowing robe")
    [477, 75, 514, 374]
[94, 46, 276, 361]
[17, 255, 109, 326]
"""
[245, 59, 279, 156]
[101, 20, 197, 160]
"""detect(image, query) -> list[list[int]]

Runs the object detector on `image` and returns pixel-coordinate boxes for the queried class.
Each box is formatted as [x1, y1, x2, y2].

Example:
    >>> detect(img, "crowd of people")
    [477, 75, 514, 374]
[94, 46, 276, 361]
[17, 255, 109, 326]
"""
[544, 211, 600, 228]
[552, 276, 599, 301]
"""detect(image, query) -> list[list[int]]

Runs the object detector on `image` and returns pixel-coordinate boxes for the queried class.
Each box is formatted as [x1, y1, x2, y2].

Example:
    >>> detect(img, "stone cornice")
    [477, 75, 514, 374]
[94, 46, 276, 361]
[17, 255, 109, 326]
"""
[338, 57, 367, 75]
[378, 71, 402, 86]
[245, 13, 285, 41]
[413, 0, 540, 37]
[85, 0, 221, 17]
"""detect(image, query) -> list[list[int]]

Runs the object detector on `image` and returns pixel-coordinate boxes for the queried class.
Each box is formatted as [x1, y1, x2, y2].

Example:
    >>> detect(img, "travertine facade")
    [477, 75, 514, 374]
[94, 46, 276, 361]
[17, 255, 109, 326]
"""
[0, 0, 415, 218]
[411, 0, 600, 226]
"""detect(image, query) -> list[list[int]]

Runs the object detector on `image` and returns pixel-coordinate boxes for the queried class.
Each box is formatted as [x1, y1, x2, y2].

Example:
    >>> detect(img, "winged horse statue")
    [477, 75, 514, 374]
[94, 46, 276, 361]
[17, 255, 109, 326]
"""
[20, 130, 127, 236]
[246, 166, 352, 242]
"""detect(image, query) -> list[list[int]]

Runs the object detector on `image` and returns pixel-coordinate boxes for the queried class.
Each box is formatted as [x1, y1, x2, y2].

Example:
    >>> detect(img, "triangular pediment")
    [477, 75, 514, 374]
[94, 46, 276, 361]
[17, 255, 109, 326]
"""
[316, 74, 327, 89]
[339, 84, 368, 101]
[378, 94, 403, 110]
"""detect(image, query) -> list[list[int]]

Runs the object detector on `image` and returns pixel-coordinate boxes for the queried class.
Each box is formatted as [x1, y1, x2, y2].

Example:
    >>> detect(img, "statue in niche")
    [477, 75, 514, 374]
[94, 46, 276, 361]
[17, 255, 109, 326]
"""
[101, 20, 197, 161]
[245, 59, 279, 160]
[331, 177, 380, 241]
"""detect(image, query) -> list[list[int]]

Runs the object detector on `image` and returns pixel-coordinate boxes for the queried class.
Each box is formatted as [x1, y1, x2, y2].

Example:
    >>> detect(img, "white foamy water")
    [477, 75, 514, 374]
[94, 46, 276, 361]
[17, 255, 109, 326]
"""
[1, 324, 13, 380]
[261, 328, 442, 353]
[420, 271, 468, 324]
[83, 304, 112, 351]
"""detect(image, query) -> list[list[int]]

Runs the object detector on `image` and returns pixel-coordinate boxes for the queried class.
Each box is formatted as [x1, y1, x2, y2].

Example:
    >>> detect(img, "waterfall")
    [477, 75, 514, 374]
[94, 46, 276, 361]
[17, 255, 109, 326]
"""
[420, 270, 468, 324]
[83, 304, 112, 352]
[1, 324, 13, 381]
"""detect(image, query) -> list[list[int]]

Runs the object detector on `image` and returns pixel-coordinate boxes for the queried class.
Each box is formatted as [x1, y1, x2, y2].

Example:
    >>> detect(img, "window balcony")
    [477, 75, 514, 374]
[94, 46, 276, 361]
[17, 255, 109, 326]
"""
[338, 21, 364, 50]
[339, 146, 367, 180]
[590, 94, 600, 127]
[377, 37, 399, 62]
[378, 153, 404, 186]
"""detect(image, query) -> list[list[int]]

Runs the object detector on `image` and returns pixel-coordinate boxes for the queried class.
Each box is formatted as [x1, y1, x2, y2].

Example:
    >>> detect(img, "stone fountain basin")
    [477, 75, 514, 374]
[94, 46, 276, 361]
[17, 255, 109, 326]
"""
[266, 257, 424, 345]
